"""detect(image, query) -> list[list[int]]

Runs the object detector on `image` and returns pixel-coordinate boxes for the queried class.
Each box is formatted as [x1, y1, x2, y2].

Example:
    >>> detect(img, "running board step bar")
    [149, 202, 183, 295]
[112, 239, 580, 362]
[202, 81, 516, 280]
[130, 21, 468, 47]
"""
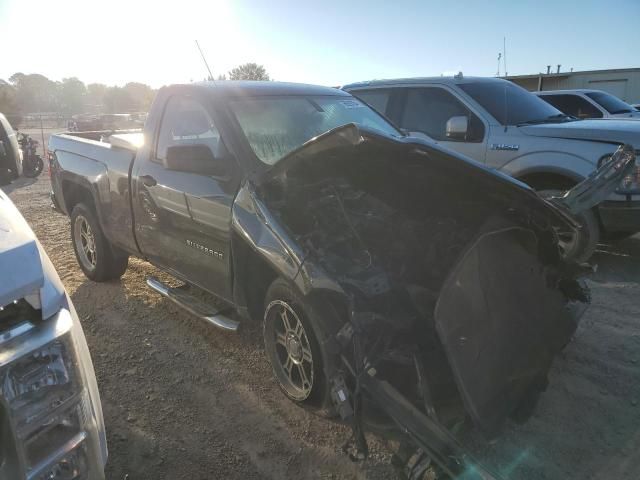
[146, 277, 240, 332]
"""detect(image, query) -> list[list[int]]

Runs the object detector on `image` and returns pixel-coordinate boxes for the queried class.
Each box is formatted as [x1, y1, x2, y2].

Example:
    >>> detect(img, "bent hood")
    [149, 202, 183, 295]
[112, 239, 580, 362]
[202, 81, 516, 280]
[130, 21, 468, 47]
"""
[254, 124, 591, 436]
[519, 118, 640, 147]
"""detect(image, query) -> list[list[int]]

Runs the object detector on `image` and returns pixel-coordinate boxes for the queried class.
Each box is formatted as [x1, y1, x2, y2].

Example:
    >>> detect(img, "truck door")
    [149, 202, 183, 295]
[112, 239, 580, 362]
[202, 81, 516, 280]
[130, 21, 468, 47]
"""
[132, 94, 238, 301]
[395, 87, 488, 162]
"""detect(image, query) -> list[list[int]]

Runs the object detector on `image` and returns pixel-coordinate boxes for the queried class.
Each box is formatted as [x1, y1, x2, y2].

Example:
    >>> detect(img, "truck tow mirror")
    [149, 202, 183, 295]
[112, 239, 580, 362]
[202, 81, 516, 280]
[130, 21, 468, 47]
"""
[445, 115, 468, 140]
[164, 144, 226, 176]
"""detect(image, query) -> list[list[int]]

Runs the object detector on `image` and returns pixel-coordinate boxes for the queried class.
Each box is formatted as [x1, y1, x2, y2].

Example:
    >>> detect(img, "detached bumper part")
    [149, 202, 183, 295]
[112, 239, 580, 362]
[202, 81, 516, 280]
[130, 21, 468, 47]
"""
[361, 371, 500, 480]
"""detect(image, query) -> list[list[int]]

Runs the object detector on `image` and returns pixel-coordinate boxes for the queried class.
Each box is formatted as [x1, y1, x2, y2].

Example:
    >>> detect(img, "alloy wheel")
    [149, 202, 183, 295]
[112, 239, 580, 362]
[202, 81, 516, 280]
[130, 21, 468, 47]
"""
[264, 300, 314, 401]
[74, 215, 97, 271]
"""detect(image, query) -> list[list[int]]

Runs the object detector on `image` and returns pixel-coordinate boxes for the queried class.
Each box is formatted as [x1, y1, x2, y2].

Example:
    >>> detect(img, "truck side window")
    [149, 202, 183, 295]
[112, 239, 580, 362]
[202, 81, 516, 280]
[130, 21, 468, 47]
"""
[539, 94, 603, 119]
[400, 87, 484, 142]
[156, 96, 222, 162]
[352, 90, 392, 115]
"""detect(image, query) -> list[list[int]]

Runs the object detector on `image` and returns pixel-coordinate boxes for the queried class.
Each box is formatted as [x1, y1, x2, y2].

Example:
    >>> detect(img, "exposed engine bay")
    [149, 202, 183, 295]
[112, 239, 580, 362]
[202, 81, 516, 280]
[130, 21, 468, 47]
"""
[255, 128, 594, 478]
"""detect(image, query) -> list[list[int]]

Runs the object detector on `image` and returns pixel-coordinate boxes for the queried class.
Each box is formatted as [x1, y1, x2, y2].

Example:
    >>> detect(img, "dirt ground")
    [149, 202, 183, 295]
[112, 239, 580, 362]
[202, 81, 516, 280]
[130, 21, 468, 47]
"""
[4, 135, 640, 479]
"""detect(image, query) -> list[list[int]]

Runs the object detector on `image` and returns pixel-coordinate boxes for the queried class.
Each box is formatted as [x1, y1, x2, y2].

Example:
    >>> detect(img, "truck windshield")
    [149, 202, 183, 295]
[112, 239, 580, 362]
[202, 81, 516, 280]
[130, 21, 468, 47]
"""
[459, 81, 571, 126]
[228, 95, 402, 165]
[585, 91, 634, 114]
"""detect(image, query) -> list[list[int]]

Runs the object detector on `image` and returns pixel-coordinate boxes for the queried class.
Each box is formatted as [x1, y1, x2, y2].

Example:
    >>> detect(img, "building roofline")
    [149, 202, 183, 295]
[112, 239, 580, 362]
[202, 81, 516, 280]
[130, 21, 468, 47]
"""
[504, 67, 640, 80]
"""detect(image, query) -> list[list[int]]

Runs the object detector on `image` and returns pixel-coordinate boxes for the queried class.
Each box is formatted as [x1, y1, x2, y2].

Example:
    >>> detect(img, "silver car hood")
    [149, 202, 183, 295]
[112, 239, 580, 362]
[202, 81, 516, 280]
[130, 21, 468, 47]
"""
[519, 119, 640, 146]
[0, 191, 65, 319]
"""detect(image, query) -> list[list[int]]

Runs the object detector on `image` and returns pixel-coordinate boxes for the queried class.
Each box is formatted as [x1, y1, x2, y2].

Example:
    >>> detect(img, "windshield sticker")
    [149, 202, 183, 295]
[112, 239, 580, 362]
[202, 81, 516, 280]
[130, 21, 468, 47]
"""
[339, 100, 364, 109]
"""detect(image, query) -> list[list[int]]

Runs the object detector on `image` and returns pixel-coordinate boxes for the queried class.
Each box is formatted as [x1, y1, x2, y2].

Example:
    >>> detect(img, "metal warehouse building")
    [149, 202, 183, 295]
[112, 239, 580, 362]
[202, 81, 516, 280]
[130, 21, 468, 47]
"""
[505, 67, 640, 103]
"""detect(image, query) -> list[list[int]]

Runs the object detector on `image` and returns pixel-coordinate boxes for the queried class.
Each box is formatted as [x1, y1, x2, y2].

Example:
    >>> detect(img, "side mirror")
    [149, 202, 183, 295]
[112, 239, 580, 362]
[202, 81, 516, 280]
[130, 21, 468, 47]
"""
[0, 141, 6, 158]
[446, 115, 469, 140]
[163, 144, 226, 176]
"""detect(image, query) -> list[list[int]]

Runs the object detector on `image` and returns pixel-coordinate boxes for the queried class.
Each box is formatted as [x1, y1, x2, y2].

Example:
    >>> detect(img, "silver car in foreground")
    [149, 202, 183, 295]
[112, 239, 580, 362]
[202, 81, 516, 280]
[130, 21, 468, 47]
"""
[0, 189, 106, 479]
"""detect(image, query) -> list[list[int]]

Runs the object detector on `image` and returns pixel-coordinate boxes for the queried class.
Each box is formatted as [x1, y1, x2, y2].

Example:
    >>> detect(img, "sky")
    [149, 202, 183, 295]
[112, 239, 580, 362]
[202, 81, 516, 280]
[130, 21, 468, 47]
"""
[0, 0, 638, 88]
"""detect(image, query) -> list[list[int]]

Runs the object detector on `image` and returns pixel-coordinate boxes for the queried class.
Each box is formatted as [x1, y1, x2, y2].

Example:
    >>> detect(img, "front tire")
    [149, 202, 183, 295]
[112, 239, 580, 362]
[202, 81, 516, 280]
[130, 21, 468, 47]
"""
[539, 189, 600, 263]
[70, 203, 128, 281]
[263, 278, 331, 409]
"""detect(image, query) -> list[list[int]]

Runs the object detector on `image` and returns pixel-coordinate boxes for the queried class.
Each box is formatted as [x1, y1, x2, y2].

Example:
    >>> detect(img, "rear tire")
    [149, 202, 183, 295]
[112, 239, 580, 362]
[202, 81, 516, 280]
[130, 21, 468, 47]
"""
[70, 203, 128, 281]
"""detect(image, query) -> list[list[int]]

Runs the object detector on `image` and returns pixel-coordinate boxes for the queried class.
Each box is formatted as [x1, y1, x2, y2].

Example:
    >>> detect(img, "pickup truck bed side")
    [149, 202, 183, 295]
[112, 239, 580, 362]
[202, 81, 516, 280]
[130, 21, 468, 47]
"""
[50, 132, 140, 254]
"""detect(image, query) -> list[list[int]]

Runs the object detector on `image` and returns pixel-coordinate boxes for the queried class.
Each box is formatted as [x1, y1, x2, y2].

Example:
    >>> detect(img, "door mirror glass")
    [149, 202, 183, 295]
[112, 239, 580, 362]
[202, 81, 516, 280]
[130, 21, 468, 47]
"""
[446, 115, 468, 140]
[0, 140, 6, 158]
[164, 144, 225, 176]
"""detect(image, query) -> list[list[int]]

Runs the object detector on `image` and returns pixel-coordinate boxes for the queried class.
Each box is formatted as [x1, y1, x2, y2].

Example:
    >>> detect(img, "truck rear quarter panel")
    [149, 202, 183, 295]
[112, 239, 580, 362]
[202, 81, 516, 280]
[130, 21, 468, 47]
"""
[50, 134, 139, 254]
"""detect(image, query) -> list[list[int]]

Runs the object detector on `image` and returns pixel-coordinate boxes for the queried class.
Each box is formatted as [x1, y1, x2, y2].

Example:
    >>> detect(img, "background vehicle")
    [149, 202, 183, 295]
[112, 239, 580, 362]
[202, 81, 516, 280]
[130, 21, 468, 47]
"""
[535, 89, 640, 120]
[17, 132, 44, 178]
[0, 112, 23, 185]
[0, 189, 107, 479]
[344, 76, 640, 261]
[47, 81, 634, 478]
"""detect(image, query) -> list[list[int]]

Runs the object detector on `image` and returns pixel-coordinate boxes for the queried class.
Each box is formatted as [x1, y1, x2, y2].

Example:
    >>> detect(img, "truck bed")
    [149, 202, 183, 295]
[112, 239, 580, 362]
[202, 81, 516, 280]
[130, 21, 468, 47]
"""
[49, 129, 143, 255]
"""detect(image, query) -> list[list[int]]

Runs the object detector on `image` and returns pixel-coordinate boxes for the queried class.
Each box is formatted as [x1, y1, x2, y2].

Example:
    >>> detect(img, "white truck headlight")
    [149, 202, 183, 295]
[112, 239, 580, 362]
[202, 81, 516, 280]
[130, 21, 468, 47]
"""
[1, 304, 106, 480]
[600, 151, 640, 194]
[619, 162, 640, 193]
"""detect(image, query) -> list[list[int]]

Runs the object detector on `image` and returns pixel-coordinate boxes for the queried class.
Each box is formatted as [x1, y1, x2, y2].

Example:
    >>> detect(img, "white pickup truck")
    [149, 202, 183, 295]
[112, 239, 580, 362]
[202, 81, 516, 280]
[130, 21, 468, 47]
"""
[535, 89, 640, 120]
[344, 76, 640, 261]
[0, 190, 107, 479]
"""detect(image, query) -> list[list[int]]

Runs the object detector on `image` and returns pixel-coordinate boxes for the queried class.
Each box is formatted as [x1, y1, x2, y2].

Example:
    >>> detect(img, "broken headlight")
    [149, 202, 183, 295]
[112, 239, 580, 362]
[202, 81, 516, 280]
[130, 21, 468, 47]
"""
[600, 151, 640, 194]
[0, 304, 106, 480]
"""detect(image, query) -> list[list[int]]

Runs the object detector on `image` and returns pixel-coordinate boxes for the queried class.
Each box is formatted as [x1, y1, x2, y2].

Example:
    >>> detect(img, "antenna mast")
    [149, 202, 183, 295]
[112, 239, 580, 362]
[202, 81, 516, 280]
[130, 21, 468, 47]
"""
[195, 40, 216, 84]
[503, 37, 508, 77]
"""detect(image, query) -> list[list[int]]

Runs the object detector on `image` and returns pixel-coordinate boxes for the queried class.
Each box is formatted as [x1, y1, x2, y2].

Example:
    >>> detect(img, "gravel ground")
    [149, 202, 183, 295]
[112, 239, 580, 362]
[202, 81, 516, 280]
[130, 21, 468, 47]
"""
[4, 136, 640, 479]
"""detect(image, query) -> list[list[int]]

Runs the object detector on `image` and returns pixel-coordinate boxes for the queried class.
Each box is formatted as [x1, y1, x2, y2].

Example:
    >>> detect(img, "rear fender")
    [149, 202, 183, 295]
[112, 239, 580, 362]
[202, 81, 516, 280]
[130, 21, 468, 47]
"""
[56, 161, 110, 234]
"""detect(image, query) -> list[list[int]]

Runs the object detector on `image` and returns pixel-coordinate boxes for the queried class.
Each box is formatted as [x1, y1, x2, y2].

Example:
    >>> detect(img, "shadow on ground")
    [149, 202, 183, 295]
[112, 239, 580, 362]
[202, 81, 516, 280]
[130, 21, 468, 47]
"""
[0, 176, 38, 195]
[70, 272, 391, 480]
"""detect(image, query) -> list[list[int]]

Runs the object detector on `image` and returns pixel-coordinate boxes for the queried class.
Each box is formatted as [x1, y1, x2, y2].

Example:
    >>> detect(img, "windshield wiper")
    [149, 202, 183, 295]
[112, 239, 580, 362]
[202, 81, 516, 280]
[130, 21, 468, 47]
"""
[611, 109, 633, 114]
[517, 113, 575, 126]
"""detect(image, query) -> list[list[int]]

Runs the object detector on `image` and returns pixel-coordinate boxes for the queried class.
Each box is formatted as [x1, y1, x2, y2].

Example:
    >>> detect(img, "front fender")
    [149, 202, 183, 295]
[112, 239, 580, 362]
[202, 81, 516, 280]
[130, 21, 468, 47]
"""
[231, 182, 344, 298]
[499, 151, 595, 182]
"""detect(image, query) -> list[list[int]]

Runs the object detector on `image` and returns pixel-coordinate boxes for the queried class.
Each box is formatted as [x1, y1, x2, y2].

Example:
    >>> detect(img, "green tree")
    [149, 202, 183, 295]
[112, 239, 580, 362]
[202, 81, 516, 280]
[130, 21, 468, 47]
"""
[9, 73, 58, 112]
[86, 83, 108, 112]
[123, 82, 155, 112]
[0, 79, 21, 125]
[103, 86, 133, 113]
[228, 63, 270, 81]
[59, 77, 87, 113]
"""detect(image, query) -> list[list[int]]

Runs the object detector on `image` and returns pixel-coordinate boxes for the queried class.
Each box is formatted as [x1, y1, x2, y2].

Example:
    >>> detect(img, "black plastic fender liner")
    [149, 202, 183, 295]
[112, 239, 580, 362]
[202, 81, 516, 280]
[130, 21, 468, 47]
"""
[434, 223, 580, 438]
[360, 371, 501, 480]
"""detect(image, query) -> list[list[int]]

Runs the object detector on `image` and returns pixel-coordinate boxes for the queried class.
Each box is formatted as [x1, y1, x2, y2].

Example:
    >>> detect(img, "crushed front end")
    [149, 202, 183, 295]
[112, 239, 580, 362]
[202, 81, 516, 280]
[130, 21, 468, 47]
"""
[250, 125, 628, 479]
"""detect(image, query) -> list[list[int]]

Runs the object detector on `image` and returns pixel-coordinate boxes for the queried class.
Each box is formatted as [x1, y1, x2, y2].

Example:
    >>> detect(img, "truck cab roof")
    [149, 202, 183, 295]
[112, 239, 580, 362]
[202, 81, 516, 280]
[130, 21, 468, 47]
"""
[536, 89, 609, 95]
[187, 80, 350, 98]
[342, 76, 509, 90]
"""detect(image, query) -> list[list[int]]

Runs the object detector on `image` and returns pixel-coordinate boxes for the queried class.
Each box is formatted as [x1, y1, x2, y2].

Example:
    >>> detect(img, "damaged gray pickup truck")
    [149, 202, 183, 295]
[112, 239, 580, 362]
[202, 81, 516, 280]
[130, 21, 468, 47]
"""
[48, 82, 636, 478]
